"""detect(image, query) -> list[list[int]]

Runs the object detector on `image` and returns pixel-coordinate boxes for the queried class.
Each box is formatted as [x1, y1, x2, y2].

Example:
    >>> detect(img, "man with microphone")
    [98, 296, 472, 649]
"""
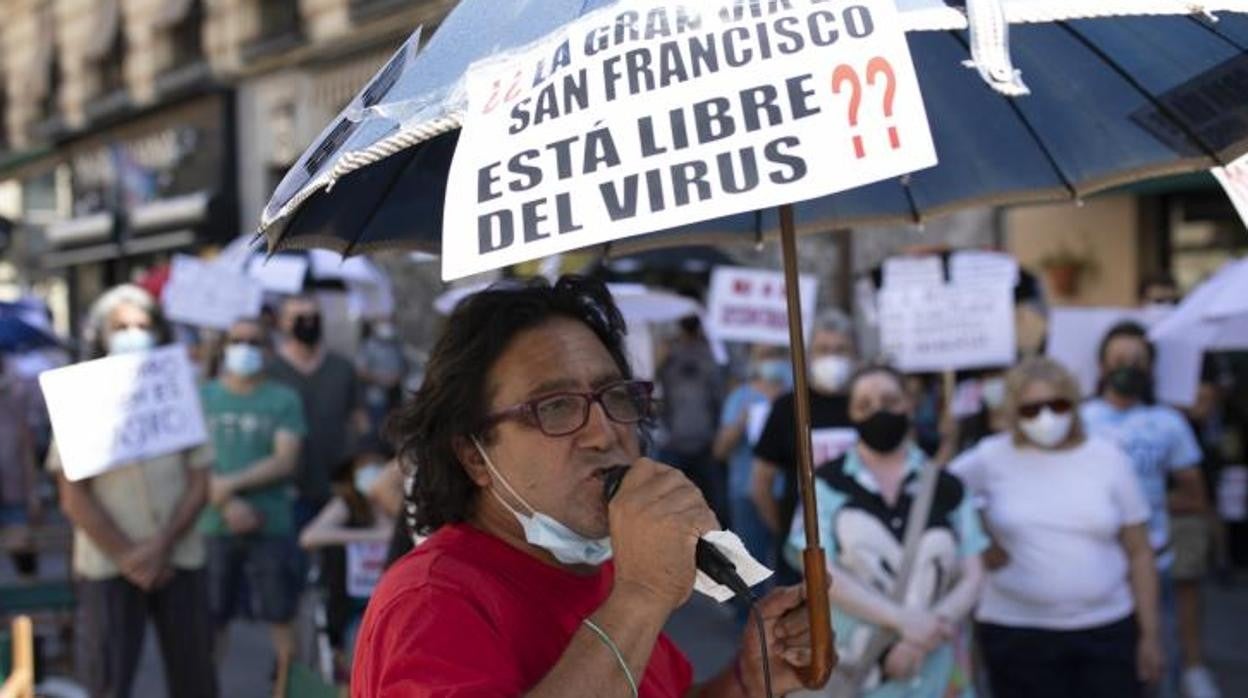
[352, 276, 825, 697]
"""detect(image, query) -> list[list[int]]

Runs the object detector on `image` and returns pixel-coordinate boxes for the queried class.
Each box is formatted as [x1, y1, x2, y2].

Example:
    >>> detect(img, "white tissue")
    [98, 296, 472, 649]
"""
[694, 530, 774, 603]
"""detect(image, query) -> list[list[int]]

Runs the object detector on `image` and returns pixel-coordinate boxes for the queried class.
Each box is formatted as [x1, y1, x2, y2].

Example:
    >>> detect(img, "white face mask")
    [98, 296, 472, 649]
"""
[108, 328, 155, 355]
[223, 343, 264, 377]
[354, 463, 385, 496]
[471, 436, 612, 566]
[811, 355, 852, 393]
[1020, 408, 1074, 449]
[981, 378, 1007, 410]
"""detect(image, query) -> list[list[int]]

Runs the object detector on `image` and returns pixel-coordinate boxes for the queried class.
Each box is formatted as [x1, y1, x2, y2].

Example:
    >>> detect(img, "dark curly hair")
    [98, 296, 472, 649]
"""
[388, 276, 634, 536]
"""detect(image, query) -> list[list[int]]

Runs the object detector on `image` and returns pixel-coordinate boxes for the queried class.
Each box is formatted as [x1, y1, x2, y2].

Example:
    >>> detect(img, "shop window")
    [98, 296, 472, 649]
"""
[1167, 189, 1248, 290]
[244, 0, 304, 60]
[349, 0, 408, 23]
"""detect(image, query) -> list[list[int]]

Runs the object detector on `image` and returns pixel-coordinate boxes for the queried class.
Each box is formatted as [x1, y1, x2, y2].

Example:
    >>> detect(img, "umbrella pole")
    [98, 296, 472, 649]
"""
[778, 204, 835, 689]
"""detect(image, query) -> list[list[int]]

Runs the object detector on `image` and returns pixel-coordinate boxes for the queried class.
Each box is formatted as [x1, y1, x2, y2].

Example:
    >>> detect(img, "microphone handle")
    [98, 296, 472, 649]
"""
[603, 465, 750, 598]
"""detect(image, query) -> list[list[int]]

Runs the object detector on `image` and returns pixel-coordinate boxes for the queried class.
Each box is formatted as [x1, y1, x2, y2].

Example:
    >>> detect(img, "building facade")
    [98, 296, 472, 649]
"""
[0, 0, 454, 335]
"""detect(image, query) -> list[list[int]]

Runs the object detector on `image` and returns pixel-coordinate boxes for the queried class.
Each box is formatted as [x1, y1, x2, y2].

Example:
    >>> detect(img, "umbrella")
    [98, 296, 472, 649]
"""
[258, 1, 1248, 686]
[0, 302, 61, 353]
[1149, 257, 1248, 405]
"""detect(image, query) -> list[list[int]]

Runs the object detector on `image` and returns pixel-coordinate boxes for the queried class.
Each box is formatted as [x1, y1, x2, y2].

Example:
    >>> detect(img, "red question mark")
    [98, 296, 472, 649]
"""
[866, 57, 900, 150]
[831, 65, 864, 159]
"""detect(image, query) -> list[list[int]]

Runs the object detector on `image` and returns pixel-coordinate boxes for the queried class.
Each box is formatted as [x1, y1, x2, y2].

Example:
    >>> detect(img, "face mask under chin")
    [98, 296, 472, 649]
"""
[471, 436, 613, 566]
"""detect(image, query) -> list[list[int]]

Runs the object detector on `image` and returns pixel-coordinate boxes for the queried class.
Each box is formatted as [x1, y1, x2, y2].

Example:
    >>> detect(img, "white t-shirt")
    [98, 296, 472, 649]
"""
[950, 433, 1150, 630]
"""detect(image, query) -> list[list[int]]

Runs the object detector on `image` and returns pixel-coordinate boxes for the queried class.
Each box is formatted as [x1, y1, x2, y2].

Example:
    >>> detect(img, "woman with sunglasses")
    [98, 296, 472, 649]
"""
[949, 357, 1163, 698]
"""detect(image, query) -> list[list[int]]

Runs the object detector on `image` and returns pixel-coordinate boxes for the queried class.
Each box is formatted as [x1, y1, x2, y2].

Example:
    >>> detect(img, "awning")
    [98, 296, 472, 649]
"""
[43, 212, 113, 247]
[129, 191, 211, 235]
[41, 242, 121, 269]
[123, 229, 196, 255]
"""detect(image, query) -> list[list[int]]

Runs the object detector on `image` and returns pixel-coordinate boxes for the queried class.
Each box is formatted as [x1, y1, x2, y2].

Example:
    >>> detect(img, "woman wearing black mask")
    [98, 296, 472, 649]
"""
[787, 365, 986, 698]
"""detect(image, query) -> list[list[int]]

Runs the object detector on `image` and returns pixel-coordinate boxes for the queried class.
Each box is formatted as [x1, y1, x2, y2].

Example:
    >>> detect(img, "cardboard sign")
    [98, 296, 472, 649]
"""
[706, 266, 817, 346]
[162, 255, 264, 330]
[1213, 152, 1248, 231]
[39, 345, 208, 482]
[1046, 306, 1179, 399]
[879, 283, 1015, 372]
[442, 0, 937, 280]
[347, 540, 389, 598]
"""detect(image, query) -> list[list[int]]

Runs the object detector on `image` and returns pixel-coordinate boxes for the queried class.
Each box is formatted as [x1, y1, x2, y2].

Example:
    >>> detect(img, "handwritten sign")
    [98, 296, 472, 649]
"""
[879, 283, 1015, 372]
[162, 254, 264, 330]
[442, 0, 936, 280]
[247, 255, 308, 294]
[706, 266, 817, 346]
[347, 541, 389, 598]
[39, 345, 207, 482]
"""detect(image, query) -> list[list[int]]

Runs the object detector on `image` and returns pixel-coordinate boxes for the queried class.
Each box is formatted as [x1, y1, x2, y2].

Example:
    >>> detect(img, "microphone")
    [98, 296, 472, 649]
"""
[601, 465, 751, 600]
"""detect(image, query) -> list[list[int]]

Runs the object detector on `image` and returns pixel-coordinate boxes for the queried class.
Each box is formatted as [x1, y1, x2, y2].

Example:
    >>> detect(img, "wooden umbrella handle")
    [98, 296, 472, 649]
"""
[778, 204, 837, 689]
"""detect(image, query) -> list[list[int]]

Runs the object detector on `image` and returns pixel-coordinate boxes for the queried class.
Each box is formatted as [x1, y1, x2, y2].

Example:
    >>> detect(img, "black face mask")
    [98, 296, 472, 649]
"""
[853, 410, 910, 454]
[1107, 366, 1151, 401]
[292, 314, 323, 347]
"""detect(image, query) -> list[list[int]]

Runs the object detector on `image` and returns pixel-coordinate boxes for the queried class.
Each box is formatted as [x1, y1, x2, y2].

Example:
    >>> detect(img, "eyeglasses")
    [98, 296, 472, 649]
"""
[483, 380, 655, 437]
[1017, 398, 1073, 419]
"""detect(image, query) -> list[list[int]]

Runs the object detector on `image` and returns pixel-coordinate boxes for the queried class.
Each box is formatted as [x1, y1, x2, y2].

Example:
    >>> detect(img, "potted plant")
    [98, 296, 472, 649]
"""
[1038, 245, 1097, 297]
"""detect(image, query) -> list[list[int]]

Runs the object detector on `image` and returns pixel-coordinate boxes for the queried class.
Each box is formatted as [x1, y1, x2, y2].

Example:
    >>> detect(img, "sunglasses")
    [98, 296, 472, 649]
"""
[1017, 398, 1073, 419]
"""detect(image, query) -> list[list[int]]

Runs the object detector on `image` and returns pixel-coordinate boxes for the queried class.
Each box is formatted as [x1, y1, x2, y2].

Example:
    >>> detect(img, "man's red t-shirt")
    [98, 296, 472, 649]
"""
[351, 524, 693, 697]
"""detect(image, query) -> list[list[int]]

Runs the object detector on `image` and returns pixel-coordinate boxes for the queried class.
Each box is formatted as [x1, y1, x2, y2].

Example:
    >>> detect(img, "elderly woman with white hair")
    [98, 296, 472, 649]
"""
[950, 357, 1162, 698]
[50, 284, 217, 698]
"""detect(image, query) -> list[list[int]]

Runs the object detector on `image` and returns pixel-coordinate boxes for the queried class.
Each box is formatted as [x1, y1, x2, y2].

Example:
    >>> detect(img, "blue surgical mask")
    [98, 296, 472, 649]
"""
[757, 359, 792, 387]
[223, 343, 264, 377]
[108, 328, 155, 355]
[471, 436, 612, 566]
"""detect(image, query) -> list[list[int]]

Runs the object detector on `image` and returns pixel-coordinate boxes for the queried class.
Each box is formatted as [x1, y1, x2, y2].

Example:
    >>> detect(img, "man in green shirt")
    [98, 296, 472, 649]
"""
[200, 317, 305, 690]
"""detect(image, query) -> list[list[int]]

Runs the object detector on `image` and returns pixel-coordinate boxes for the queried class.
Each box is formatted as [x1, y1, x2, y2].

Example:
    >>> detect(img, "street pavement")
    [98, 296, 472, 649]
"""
[5, 551, 1247, 696]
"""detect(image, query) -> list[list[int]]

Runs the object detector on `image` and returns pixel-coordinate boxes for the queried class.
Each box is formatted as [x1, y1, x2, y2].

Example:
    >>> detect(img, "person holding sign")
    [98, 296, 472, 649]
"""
[753, 310, 858, 584]
[949, 358, 1161, 698]
[48, 285, 216, 698]
[787, 365, 986, 698]
[352, 277, 821, 697]
[199, 317, 306, 693]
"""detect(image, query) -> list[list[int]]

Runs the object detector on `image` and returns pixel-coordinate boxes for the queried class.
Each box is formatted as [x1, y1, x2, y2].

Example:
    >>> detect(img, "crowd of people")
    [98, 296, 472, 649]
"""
[1, 271, 1244, 698]
[0, 283, 408, 697]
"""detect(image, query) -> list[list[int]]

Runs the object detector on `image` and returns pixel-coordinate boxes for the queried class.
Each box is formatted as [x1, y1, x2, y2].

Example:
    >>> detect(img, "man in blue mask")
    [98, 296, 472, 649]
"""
[352, 276, 826, 697]
[199, 317, 306, 691]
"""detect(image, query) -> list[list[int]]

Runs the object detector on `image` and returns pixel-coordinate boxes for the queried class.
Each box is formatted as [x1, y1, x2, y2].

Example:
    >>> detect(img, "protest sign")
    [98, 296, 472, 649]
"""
[442, 0, 937, 280]
[39, 345, 208, 482]
[1212, 151, 1248, 229]
[878, 282, 1015, 372]
[706, 266, 817, 346]
[247, 255, 308, 294]
[811, 427, 857, 466]
[347, 541, 390, 598]
[162, 254, 264, 330]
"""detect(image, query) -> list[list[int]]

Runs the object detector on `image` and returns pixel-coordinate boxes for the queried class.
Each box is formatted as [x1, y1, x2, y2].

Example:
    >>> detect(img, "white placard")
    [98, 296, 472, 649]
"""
[705, 267, 817, 346]
[162, 255, 264, 330]
[811, 427, 857, 466]
[346, 540, 389, 598]
[879, 283, 1015, 372]
[442, 0, 937, 280]
[1046, 307, 1179, 399]
[247, 255, 308, 294]
[882, 256, 944, 289]
[950, 250, 1019, 288]
[1212, 152, 1248, 229]
[39, 345, 208, 482]
[1219, 466, 1247, 522]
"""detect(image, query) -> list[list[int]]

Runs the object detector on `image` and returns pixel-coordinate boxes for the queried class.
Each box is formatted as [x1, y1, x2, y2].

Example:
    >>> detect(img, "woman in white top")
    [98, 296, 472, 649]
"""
[949, 357, 1163, 698]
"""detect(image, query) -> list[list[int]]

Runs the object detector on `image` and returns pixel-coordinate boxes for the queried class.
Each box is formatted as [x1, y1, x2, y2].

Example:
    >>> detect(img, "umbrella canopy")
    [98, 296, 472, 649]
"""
[0, 302, 61, 353]
[1150, 257, 1248, 351]
[260, 1, 1248, 257]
